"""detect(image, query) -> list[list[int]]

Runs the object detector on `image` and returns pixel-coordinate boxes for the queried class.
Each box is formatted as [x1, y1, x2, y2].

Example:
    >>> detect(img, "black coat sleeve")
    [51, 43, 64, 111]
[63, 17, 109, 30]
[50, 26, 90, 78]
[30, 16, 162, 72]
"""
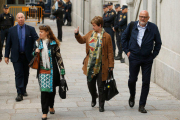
[121, 23, 131, 54]
[5, 29, 12, 58]
[53, 10, 58, 16]
[31, 27, 39, 47]
[153, 26, 162, 58]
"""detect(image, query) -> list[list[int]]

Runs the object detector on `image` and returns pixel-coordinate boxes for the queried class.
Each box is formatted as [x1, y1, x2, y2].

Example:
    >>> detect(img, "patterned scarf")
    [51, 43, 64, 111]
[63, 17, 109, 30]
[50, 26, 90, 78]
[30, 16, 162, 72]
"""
[87, 29, 105, 82]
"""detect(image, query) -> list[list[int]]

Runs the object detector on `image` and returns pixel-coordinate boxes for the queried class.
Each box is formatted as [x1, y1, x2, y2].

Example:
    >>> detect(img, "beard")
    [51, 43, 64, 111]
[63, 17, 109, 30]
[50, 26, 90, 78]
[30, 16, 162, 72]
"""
[139, 21, 147, 26]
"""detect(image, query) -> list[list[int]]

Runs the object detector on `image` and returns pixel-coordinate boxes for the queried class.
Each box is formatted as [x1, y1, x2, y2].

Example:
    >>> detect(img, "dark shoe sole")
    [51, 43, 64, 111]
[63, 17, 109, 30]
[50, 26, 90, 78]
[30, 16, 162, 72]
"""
[99, 108, 105, 112]
[50, 111, 55, 114]
[138, 109, 147, 113]
[129, 96, 135, 108]
[42, 117, 47, 120]
[16, 99, 23, 102]
[23, 93, 28, 97]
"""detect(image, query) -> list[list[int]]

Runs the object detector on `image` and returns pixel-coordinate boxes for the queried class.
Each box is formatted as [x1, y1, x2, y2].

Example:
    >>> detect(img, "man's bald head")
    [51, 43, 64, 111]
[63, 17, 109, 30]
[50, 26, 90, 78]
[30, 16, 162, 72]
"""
[16, 12, 25, 26]
[139, 10, 150, 27]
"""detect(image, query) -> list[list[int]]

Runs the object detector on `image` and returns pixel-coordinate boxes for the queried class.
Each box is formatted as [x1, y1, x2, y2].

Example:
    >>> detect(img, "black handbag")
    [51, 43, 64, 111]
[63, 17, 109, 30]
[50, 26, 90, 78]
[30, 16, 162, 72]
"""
[59, 76, 68, 99]
[104, 71, 119, 101]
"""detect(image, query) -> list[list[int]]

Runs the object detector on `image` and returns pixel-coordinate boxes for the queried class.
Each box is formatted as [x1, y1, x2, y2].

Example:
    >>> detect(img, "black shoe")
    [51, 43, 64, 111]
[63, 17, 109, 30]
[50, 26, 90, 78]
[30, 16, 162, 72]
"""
[23, 92, 28, 97]
[120, 58, 125, 63]
[138, 105, 147, 113]
[42, 117, 47, 120]
[91, 94, 98, 107]
[129, 96, 135, 107]
[99, 107, 104, 112]
[115, 56, 121, 60]
[68, 22, 71, 26]
[16, 94, 23, 102]
[115, 54, 122, 60]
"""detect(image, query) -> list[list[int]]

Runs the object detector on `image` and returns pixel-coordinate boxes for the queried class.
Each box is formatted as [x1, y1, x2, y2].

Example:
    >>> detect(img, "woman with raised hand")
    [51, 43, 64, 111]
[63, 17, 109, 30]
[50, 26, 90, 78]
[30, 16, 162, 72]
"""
[33, 25, 65, 120]
[74, 16, 114, 112]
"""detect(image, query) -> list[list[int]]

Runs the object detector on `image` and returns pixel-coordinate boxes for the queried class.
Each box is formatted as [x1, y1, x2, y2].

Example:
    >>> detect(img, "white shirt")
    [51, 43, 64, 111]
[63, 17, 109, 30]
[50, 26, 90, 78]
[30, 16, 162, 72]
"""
[55, 1, 58, 10]
[137, 22, 148, 47]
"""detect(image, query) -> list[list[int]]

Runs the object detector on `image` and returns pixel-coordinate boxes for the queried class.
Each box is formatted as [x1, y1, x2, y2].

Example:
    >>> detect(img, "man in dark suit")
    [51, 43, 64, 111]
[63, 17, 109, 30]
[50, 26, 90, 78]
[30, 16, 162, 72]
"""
[121, 10, 162, 113]
[37, 0, 45, 24]
[64, 0, 72, 26]
[5, 12, 39, 102]
[113, 5, 128, 63]
[53, 1, 64, 42]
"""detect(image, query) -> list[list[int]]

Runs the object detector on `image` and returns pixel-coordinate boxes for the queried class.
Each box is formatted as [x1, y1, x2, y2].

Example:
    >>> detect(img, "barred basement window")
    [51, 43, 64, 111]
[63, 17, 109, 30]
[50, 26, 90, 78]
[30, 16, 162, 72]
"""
[18, 0, 25, 4]
[7, 0, 16, 4]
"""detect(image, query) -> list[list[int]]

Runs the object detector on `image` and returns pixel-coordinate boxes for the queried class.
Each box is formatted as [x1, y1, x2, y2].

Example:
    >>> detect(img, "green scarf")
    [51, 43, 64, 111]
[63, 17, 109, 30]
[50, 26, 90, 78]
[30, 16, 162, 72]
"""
[87, 29, 105, 82]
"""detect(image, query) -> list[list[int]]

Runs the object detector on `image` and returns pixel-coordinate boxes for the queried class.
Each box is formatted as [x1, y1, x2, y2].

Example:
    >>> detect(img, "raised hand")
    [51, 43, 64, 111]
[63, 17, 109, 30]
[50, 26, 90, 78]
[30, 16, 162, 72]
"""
[74, 26, 79, 34]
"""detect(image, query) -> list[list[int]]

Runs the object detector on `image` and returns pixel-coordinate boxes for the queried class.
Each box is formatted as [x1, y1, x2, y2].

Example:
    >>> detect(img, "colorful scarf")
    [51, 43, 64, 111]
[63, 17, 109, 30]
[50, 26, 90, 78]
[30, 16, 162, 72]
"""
[87, 29, 105, 82]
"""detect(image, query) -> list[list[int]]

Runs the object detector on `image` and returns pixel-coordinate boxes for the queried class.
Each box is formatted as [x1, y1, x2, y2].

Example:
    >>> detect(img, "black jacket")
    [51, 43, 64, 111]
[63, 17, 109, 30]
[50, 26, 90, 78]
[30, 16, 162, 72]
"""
[65, 1, 72, 13]
[0, 13, 15, 28]
[38, 1, 45, 9]
[53, 7, 64, 21]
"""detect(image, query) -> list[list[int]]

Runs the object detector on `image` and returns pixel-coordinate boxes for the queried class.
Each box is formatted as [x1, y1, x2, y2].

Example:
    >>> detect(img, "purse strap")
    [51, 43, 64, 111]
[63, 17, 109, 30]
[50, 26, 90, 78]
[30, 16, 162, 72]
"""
[108, 70, 114, 79]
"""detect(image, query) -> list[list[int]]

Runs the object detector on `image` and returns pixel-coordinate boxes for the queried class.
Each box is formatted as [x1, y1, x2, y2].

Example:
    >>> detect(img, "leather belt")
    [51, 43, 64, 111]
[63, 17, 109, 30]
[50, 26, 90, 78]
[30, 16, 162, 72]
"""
[19, 52, 25, 54]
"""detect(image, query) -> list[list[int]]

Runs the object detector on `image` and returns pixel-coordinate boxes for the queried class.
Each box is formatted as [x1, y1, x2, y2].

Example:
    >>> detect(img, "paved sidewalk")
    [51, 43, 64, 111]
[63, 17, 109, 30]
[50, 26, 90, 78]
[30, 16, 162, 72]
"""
[0, 19, 180, 120]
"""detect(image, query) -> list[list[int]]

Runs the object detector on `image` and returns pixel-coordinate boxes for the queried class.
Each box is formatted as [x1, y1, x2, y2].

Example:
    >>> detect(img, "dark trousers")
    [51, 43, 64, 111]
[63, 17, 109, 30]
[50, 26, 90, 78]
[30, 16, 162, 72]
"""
[12, 54, 30, 95]
[56, 19, 63, 41]
[38, 10, 44, 23]
[128, 53, 153, 106]
[116, 31, 122, 55]
[1, 29, 9, 50]
[104, 27, 115, 52]
[87, 69, 105, 107]
[64, 12, 71, 23]
[41, 87, 56, 114]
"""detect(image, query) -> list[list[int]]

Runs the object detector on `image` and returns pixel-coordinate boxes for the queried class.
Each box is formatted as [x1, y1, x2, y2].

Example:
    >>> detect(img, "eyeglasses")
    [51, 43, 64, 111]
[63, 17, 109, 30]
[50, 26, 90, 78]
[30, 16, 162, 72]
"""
[139, 16, 149, 19]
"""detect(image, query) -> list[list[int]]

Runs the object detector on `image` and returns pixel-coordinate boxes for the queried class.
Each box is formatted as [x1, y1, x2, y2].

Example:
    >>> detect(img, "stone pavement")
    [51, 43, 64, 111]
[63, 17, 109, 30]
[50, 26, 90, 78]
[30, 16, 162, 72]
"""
[0, 19, 180, 120]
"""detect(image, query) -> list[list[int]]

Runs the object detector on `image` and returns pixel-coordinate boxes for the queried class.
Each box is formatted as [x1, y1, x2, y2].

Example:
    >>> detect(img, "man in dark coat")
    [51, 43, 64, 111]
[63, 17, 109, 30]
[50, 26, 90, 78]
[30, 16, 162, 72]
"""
[0, 5, 15, 55]
[113, 4, 123, 60]
[121, 10, 162, 113]
[37, 0, 45, 24]
[5, 13, 39, 102]
[53, 1, 64, 42]
[64, 0, 72, 26]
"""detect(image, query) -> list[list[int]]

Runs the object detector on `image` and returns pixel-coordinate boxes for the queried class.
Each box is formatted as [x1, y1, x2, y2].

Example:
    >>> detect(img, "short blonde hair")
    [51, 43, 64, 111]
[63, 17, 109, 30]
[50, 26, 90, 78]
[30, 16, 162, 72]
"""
[91, 16, 104, 27]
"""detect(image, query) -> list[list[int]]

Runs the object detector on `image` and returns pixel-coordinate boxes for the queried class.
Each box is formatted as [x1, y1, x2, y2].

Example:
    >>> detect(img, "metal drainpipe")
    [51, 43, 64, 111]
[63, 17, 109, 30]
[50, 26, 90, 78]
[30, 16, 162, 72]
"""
[83, 0, 85, 34]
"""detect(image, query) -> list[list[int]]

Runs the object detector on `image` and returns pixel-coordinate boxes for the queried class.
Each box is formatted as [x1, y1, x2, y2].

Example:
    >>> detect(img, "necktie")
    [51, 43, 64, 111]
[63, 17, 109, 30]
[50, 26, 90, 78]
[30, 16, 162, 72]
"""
[19, 26, 22, 52]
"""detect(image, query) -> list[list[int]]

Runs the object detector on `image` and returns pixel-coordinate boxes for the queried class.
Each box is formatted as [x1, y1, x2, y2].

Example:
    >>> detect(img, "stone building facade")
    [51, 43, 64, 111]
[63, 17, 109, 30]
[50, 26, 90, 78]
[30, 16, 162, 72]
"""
[72, 0, 180, 100]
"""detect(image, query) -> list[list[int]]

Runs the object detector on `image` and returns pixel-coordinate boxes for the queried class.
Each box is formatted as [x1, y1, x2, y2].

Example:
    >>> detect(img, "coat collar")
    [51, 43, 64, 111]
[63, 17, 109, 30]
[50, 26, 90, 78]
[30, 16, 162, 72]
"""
[135, 21, 151, 31]
[38, 40, 57, 49]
